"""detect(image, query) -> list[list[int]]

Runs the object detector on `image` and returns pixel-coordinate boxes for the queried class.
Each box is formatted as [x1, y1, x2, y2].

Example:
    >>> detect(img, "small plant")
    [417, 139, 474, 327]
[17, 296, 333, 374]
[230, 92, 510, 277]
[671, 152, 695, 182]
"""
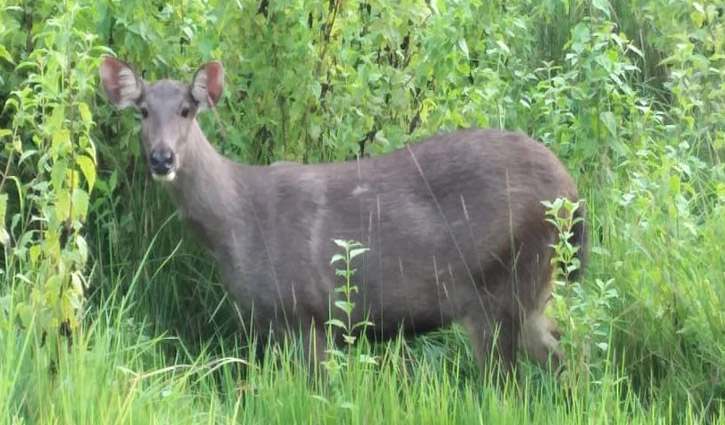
[543, 198, 618, 383]
[323, 239, 377, 378]
[542, 197, 584, 283]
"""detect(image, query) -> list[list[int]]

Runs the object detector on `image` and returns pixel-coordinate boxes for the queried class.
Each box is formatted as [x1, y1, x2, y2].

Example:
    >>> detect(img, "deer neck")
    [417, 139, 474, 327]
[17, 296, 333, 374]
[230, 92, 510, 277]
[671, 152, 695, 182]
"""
[165, 121, 253, 249]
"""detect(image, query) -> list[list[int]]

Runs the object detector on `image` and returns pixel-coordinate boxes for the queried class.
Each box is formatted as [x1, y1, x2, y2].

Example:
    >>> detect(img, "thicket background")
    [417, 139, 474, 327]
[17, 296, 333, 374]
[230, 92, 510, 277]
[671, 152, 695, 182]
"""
[1, 0, 724, 423]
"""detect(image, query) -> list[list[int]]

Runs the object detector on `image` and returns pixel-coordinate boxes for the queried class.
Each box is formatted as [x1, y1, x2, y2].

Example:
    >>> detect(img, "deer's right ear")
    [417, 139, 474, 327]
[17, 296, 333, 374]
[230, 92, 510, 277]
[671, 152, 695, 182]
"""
[99, 56, 143, 109]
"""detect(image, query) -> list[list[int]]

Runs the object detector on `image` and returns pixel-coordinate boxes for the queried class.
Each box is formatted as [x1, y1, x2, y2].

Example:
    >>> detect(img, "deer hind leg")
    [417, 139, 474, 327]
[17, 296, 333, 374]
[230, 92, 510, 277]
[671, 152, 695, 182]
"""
[465, 239, 563, 378]
[520, 309, 565, 371]
[520, 257, 565, 371]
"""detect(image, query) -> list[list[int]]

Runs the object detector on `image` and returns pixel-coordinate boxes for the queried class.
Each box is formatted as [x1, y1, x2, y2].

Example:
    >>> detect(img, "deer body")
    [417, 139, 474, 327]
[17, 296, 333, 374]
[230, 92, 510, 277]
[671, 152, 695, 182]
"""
[100, 57, 587, 375]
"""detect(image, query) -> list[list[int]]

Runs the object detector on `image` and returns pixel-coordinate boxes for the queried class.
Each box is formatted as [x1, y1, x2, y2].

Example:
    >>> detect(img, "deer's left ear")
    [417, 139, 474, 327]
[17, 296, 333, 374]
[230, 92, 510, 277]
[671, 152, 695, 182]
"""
[191, 61, 224, 109]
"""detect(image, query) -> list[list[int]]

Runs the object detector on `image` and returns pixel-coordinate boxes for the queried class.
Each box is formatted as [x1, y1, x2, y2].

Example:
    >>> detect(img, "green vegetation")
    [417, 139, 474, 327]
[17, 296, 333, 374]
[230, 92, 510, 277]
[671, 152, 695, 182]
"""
[1, 0, 724, 423]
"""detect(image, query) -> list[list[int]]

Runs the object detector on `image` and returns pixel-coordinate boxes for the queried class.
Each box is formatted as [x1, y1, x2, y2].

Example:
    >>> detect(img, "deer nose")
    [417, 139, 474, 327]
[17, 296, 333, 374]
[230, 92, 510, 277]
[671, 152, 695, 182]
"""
[149, 148, 175, 175]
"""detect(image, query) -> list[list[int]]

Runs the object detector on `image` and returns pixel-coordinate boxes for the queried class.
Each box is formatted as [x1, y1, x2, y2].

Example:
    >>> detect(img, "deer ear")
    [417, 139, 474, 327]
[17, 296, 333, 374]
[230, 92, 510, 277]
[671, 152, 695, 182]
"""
[191, 61, 224, 109]
[99, 56, 143, 108]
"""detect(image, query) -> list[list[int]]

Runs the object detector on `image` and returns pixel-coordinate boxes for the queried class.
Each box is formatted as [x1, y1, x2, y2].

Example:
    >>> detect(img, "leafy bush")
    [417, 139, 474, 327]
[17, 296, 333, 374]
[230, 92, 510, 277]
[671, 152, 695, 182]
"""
[1, 3, 97, 353]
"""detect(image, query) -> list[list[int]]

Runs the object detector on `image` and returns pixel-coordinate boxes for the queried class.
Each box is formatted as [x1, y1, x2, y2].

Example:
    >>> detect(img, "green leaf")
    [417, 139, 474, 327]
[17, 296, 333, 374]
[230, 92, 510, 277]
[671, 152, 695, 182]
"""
[78, 102, 92, 127]
[349, 247, 369, 260]
[29, 245, 41, 265]
[330, 253, 345, 265]
[56, 191, 70, 222]
[357, 354, 378, 365]
[458, 39, 469, 59]
[0, 194, 8, 244]
[325, 318, 347, 329]
[0, 193, 6, 226]
[591, 0, 611, 18]
[76, 155, 96, 191]
[334, 300, 354, 314]
[71, 272, 84, 296]
[599, 111, 617, 138]
[309, 81, 321, 100]
[325, 348, 346, 359]
[51, 129, 71, 156]
[76, 235, 88, 262]
[49, 104, 66, 131]
[72, 188, 89, 221]
[50, 160, 68, 193]
[496, 40, 510, 55]
[0, 45, 14, 64]
[0, 228, 8, 247]
[571, 23, 590, 54]
[351, 320, 374, 330]
[16, 302, 32, 328]
[18, 150, 38, 165]
[46, 275, 62, 300]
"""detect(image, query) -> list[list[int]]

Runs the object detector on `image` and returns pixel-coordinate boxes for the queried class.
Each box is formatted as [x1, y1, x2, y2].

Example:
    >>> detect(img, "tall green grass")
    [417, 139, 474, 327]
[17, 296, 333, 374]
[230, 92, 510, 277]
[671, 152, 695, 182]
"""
[4, 264, 715, 425]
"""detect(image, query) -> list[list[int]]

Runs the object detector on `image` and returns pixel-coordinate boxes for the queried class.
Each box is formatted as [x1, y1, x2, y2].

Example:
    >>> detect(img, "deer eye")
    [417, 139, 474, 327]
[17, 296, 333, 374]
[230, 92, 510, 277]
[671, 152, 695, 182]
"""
[140, 107, 149, 119]
[180, 107, 190, 118]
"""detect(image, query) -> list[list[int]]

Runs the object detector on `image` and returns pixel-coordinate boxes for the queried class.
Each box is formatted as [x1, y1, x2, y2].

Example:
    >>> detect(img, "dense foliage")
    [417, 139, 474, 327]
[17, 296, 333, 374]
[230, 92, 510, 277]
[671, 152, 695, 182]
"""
[1, 0, 723, 423]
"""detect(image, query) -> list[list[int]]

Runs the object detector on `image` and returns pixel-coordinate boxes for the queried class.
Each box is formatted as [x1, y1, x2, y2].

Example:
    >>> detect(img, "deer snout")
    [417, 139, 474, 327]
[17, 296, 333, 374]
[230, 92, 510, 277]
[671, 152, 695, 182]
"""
[149, 147, 175, 176]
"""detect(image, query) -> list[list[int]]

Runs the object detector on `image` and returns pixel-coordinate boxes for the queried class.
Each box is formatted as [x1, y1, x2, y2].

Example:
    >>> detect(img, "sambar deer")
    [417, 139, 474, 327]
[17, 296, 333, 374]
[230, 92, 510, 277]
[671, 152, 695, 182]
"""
[99, 56, 587, 377]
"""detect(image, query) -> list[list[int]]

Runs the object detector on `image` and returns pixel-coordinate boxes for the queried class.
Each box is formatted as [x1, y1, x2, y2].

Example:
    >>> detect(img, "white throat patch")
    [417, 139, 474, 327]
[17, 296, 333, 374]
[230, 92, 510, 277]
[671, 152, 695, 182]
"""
[152, 171, 177, 182]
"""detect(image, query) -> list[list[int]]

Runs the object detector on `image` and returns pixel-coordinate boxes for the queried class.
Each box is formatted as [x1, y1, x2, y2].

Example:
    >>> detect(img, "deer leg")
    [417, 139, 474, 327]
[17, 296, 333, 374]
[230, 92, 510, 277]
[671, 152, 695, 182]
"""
[520, 253, 565, 371]
[464, 303, 520, 381]
[298, 320, 328, 381]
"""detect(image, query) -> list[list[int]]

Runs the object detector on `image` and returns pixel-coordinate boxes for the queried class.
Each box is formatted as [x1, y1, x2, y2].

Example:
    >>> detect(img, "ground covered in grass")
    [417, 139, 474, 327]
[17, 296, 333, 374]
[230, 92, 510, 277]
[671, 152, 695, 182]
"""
[1, 0, 724, 423]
